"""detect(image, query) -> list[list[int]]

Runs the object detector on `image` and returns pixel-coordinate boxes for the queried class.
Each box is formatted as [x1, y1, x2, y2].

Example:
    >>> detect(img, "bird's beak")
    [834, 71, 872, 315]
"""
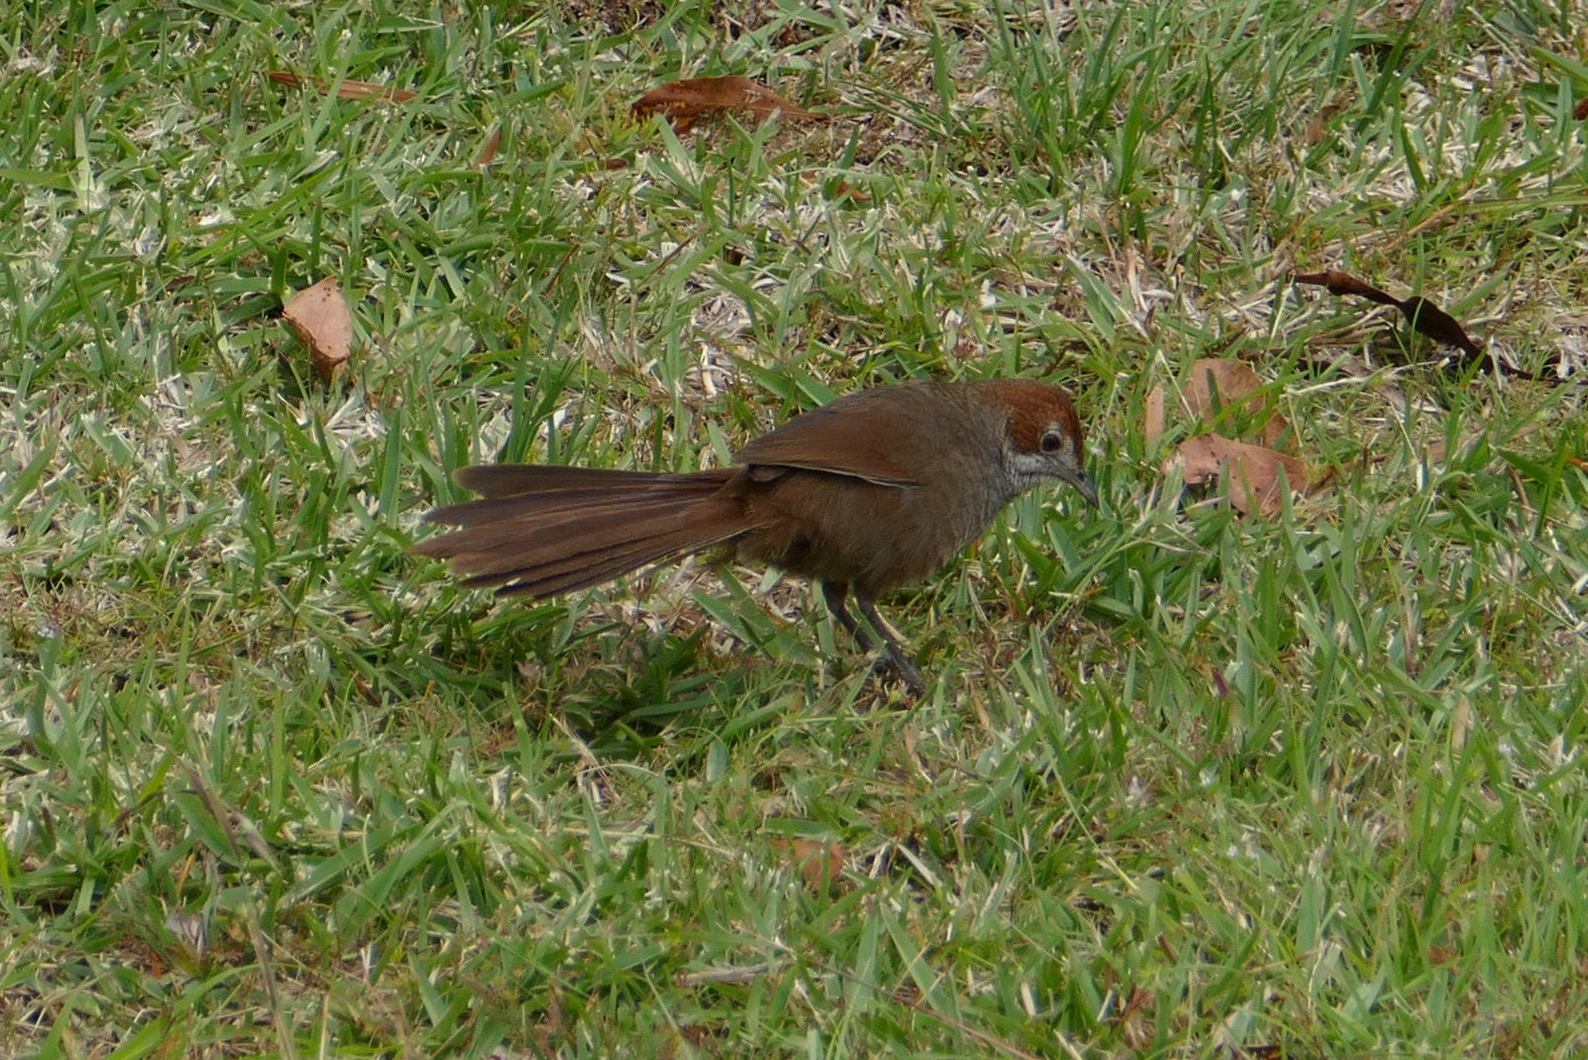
[1068, 469, 1100, 508]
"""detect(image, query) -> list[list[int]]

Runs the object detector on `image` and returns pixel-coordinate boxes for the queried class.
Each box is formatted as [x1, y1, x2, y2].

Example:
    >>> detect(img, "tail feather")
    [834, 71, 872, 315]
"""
[424, 465, 734, 527]
[476, 518, 747, 597]
[445, 501, 740, 581]
[418, 486, 724, 535]
[413, 465, 752, 598]
[452, 464, 720, 499]
[415, 488, 734, 563]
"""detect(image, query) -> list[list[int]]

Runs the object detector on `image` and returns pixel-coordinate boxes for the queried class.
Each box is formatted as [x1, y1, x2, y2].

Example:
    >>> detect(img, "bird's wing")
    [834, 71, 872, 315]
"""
[733, 388, 929, 486]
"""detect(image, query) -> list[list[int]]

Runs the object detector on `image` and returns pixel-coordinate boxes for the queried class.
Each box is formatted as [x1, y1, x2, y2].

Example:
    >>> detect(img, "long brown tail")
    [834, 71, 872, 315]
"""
[412, 465, 750, 597]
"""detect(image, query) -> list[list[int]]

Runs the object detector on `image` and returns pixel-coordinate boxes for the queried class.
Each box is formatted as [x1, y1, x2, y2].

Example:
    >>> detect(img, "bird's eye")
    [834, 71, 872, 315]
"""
[1040, 431, 1064, 453]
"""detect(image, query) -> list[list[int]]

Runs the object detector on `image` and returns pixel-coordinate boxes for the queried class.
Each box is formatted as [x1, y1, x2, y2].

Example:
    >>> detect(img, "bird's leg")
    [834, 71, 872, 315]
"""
[822, 582, 924, 693]
[820, 581, 873, 650]
[854, 592, 926, 695]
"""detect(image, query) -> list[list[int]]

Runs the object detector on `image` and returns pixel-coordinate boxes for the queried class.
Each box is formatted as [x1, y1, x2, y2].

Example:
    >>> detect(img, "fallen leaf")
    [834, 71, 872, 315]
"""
[1186, 358, 1289, 449]
[1168, 433, 1309, 517]
[1294, 269, 1402, 305]
[282, 277, 354, 385]
[1397, 295, 1481, 358]
[1145, 358, 1289, 450]
[476, 124, 502, 168]
[267, 71, 418, 103]
[1144, 384, 1166, 449]
[1303, 100, 1350, 145]
[633, 75, 821, 132]
[770, 837, 845, 892]
[1183, 359, 1263, 405]
[1292, 269, 1531, 378]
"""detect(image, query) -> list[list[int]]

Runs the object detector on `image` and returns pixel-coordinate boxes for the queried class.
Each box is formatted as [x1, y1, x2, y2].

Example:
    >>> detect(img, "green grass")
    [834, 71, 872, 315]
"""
[3, 0, 1587, 1055]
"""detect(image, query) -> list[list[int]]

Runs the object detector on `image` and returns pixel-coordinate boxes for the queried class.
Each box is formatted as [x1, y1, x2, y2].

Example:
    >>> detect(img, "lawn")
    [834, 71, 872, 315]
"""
[3, 1, 1587, 1056]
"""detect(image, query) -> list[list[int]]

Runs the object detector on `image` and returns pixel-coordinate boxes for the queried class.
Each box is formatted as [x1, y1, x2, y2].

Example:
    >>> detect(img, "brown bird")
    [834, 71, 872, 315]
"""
[414, 379, 1097, 692]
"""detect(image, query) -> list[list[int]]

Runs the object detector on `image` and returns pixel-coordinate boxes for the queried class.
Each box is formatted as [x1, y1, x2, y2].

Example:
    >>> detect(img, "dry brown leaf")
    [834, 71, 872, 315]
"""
[1303, 100, 1349, 145]
[1146, 358, 1289, 451]
[632, 75, 821, 132]
[1293, 269, 1400, 305]
[282, 277, 354, 385]
[1290, 270, 1535, 379]
[476, 124, 502, 168]
[267, 71, 417, 104]
[1144, 384, 1166, 449]
[1184, 358, 1264, 408]
[1185, 358, 1290, 450]
[770, 838, 846, 892]
[1168, 433, 1310, 517]
[1397, 296, 1481, 358]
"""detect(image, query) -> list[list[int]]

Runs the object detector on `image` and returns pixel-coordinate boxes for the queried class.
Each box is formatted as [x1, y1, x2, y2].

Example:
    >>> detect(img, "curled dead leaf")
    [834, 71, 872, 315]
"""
[633, 75, 821, 132]
[1293, 270, 1400, 304]
[1167, 433, 1310, 517]
[1397, 296, 1481, 358]
[1291, 269, 1537, 379]
[281, 277, 354, 385]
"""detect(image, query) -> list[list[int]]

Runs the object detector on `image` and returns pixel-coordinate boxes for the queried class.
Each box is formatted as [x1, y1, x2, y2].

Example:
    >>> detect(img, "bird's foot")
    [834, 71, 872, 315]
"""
[871, 650, 926, 698]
